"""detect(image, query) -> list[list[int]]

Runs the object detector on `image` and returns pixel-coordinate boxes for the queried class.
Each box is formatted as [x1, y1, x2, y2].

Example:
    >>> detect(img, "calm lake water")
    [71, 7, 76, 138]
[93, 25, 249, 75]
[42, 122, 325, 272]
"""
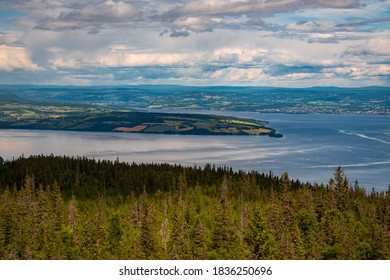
[0, 113, 389, 192]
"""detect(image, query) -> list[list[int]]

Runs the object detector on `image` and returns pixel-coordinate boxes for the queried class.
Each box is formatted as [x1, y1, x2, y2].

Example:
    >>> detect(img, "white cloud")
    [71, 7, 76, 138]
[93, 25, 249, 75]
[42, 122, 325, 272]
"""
[366, 36, 390, 56]
[0, 0, 389, 86]
[210, 67, 267, 81]
[93, 52, 190, 67]
[342, 35, 390, 61]
[0, 32, 20, 45]
[329, 62, 390, 81]
[0, 45, 41, 71]
[211, 47, 268, 64]
[284, 73, 315, 79]
[373, 65, 390, 76]
[80, 45, 269, 69]
[52, 58, 78, 69]
[172, 16, 217, 32]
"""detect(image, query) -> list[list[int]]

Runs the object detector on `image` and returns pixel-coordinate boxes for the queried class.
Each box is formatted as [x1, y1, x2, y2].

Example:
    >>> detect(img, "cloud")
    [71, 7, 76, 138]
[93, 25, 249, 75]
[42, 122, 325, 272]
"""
[169, 30, 190, 37]
[210, 67, 267, 81]
[164, 0, 359, 19]
[156, 0, 361, 36]
[78, 43, 344, 84]
[1, 0, 389, 86]
[93, 52, 190, 67]
[51, 58, 78, 69]
[0, 45, 41, 71]
[170, 16, 218, 33]
[75, 45, 269, 70]
[336, 16, 390, 31]
[284, 72, 315, 79]
[340, 36, 390, 65]
[366, 36, 390, 56]
[211, 47, 268, 66]
[35, 0, 139, 31]
[330, 35, 390, 81]
[58, 1, 137, 23]
[0, 32, 20, 45]
[4, 0, 363, 36]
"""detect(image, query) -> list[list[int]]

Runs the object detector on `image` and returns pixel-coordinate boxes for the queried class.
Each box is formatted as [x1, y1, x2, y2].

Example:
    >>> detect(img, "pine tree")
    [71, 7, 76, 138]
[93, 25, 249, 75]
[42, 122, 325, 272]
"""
[107, 213, 123, 257]
[167, 171, 193, 259]
[210, 177, 240, 259]
[191, 217, 208, 259]
[14, 176, 38, 259]
[0, 187, 16, 258]
[280, 172, 291, 191]
[333, 167, 350, 210]
[138, 190, 157, 259]
[159, 216, 170, 258]
[61, 224, 79, 259]
[76, 198, 108, 259]
[244, 208, 276, 259]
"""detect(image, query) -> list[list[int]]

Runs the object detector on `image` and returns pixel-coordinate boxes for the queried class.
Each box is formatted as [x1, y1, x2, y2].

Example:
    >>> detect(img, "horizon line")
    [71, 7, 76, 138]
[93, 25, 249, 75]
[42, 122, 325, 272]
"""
[0, 84, 389, 89]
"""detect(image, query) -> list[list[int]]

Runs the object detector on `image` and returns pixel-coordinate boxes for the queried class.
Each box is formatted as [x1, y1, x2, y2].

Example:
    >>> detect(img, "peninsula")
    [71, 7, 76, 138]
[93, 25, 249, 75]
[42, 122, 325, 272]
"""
[0, 102, 282, 137]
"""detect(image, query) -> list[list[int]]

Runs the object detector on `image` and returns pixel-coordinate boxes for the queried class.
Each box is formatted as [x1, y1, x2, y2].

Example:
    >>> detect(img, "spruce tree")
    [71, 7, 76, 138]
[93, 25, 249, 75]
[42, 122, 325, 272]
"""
[210, 177, 240, 259]
[244, 208, 276, 259]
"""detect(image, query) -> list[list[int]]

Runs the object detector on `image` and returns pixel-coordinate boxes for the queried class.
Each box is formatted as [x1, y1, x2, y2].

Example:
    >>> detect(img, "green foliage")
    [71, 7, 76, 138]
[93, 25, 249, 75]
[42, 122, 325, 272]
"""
[0, 156, 388, 260]
[210, 177, 242, 259]
[244, 208, 277, 259]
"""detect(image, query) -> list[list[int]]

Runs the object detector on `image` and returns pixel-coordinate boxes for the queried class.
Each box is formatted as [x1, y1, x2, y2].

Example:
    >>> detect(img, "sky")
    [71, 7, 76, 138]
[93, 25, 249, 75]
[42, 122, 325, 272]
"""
[0, 0, 389, 87]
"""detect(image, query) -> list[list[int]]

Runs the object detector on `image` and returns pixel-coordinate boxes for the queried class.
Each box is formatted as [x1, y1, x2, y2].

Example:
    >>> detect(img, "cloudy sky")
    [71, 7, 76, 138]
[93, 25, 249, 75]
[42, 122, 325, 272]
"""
[0, 0, 389, 86]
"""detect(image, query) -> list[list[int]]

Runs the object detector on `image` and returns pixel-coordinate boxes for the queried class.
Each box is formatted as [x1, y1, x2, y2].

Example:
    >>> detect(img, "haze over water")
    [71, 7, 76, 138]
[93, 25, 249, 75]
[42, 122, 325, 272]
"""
[1, 113, 389, 192]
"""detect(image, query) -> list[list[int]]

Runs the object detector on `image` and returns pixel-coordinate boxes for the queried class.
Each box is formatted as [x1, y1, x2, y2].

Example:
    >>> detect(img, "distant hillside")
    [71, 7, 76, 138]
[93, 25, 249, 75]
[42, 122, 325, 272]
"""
[1, 85, 388, 114]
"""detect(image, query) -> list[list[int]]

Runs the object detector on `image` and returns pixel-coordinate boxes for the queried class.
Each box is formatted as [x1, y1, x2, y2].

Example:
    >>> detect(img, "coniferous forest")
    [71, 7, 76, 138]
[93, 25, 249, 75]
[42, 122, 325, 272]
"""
[0, 155, 389, 260]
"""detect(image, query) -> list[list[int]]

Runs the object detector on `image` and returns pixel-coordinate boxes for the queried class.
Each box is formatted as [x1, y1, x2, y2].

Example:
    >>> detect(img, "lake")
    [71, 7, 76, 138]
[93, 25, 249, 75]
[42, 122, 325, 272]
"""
[0, 112, 389, 192]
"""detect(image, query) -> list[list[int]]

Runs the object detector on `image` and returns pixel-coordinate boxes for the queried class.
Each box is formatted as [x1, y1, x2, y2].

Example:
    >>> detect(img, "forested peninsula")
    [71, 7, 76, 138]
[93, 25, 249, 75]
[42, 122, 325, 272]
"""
[0, 155, 388, 260]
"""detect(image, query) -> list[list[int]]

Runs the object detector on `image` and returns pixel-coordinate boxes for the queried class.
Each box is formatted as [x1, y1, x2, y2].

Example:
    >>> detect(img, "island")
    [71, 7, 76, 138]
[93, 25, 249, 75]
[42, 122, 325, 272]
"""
[0, 102, 283, 137]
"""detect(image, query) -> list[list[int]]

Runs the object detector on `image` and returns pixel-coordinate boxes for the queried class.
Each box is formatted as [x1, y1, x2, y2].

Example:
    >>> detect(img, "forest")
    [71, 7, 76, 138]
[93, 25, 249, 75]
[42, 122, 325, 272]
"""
[0, 155, 388, 260]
